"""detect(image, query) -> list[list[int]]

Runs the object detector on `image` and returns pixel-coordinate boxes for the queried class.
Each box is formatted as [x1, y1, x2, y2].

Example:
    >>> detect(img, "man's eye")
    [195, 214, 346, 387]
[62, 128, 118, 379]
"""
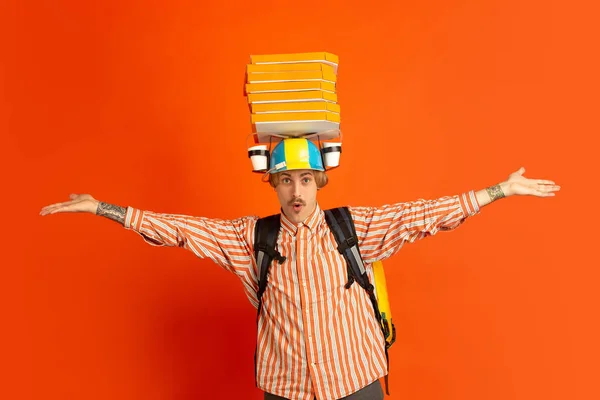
[282, 178, 290, 184]
[303, 178, 311, 183]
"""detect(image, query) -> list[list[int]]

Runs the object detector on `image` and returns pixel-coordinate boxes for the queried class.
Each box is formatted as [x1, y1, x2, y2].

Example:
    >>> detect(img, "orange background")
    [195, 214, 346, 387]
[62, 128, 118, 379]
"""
[2, 0, 599, 399]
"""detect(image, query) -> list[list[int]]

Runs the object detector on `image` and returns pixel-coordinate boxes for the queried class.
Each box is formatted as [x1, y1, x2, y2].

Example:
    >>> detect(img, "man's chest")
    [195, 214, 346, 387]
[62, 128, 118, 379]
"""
[265, 227, 350, 301]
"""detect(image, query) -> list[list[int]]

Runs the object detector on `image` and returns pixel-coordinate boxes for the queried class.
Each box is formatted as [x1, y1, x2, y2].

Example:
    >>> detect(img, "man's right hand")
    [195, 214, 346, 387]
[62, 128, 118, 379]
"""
[40, 194, 100, 216]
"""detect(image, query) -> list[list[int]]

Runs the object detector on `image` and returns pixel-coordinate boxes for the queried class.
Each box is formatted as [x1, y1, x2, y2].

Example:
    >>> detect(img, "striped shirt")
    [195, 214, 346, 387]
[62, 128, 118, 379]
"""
[124, 191, 480, 400]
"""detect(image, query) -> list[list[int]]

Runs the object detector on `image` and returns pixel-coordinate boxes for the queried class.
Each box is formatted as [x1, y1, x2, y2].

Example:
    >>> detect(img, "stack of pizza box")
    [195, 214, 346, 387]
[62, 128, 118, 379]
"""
[245, 52, 340, 142]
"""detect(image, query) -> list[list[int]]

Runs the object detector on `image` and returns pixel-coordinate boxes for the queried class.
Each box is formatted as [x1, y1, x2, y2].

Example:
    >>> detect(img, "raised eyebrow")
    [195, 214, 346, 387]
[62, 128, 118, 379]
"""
[300, 172, 314, 178]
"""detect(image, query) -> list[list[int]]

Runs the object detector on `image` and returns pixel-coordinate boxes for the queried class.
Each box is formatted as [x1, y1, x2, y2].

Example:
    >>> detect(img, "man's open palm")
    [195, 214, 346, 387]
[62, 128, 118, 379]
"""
[506, 167, 560, 197]
[40, 194, 99, 216]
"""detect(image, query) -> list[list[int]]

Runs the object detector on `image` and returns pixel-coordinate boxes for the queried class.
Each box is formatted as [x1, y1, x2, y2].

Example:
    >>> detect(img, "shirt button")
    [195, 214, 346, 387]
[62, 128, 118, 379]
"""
[303, 283, 307, 288]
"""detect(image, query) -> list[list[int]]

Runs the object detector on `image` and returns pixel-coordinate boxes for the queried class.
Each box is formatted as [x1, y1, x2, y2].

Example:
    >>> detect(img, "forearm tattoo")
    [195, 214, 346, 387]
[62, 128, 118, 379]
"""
[486, 184, 505, 202]
[96, 202, 126, 225]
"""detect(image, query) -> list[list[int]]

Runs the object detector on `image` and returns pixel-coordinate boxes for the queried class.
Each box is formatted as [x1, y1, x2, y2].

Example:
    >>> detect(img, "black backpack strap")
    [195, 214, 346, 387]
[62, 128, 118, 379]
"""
[324, 206, 392, 395]
[252, 213, 285, 388]
[324, 207, 370, 289]
[253, 213, 286, 320]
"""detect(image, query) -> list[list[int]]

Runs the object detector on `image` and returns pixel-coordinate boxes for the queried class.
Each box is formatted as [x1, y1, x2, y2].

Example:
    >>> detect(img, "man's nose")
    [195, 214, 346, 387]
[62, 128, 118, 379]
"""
[292, 181, 302, 197]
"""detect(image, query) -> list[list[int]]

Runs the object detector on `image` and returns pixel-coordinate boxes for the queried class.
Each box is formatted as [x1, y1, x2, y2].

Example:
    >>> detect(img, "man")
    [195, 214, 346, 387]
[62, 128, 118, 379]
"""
[40, 138, 560, 400]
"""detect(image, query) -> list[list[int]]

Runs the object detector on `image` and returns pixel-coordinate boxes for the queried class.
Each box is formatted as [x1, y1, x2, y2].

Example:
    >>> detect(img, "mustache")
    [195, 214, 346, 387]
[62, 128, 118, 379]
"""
[288, 197, 306, 206]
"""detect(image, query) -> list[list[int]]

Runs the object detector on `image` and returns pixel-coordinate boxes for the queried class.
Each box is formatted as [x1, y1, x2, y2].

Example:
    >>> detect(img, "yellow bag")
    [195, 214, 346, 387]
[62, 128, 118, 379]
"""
[373, 261, 396, 348]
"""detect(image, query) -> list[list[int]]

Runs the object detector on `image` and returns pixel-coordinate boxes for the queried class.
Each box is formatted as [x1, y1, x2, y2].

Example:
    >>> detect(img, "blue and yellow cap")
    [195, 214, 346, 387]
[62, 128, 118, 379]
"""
[269, 138, 324, 174]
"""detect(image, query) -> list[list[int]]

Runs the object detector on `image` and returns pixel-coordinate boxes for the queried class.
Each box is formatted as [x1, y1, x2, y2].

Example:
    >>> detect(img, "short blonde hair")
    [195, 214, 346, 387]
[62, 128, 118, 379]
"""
[269, 170, 329, 189]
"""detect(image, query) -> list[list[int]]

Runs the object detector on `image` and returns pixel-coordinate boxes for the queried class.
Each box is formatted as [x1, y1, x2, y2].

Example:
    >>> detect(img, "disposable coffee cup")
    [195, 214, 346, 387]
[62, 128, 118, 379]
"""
[248, 145, 269, 171]
[322, 142, 342, 167]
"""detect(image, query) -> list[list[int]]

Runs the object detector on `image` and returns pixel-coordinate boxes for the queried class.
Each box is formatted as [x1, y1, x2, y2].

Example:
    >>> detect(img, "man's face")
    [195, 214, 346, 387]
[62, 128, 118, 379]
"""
[274, 169, 318, 224]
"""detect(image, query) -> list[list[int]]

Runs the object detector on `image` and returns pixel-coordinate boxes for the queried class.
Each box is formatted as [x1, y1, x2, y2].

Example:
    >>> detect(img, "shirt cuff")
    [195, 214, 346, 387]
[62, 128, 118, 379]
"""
[124, 207, 144, 231]
[459, 190, 481, 218]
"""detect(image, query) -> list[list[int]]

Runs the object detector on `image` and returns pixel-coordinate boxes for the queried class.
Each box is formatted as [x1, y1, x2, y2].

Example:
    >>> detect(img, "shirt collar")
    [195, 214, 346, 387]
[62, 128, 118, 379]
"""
[280, 203, 323, 236]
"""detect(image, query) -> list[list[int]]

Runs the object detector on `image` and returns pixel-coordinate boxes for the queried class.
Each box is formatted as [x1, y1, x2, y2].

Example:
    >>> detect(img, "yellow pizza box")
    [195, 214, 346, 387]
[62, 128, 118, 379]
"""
[247, 70, 336, 84]
[250, 52, 339, 73]
[251, 111, 340, 124]
[245, 81, 336, 94]
[247, 90, 337, 104]
[247, 62, 336, 75]
[252, 114, 340, 136]
[251, 101, 340, 114]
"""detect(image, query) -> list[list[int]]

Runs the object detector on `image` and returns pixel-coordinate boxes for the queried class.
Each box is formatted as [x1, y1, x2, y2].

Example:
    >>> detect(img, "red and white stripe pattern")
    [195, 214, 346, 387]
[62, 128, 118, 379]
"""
[124, 191, 480, 399]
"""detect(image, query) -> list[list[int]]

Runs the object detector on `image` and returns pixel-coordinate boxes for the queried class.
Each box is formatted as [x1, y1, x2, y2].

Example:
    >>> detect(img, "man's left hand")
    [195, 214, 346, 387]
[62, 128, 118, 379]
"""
[502, 167, 561, 197]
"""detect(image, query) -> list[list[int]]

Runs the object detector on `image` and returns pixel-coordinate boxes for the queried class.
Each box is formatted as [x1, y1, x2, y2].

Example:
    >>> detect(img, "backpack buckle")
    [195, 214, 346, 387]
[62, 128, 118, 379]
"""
[257, 243, 286, 264]
[344, 236, 357, 248]
[256, 243, 269, 252]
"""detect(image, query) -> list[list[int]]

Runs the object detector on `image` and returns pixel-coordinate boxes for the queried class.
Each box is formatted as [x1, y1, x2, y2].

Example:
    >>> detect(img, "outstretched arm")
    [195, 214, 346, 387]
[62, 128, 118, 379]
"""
[40, 194, 257, 275]
[352, 167, 560, 264]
